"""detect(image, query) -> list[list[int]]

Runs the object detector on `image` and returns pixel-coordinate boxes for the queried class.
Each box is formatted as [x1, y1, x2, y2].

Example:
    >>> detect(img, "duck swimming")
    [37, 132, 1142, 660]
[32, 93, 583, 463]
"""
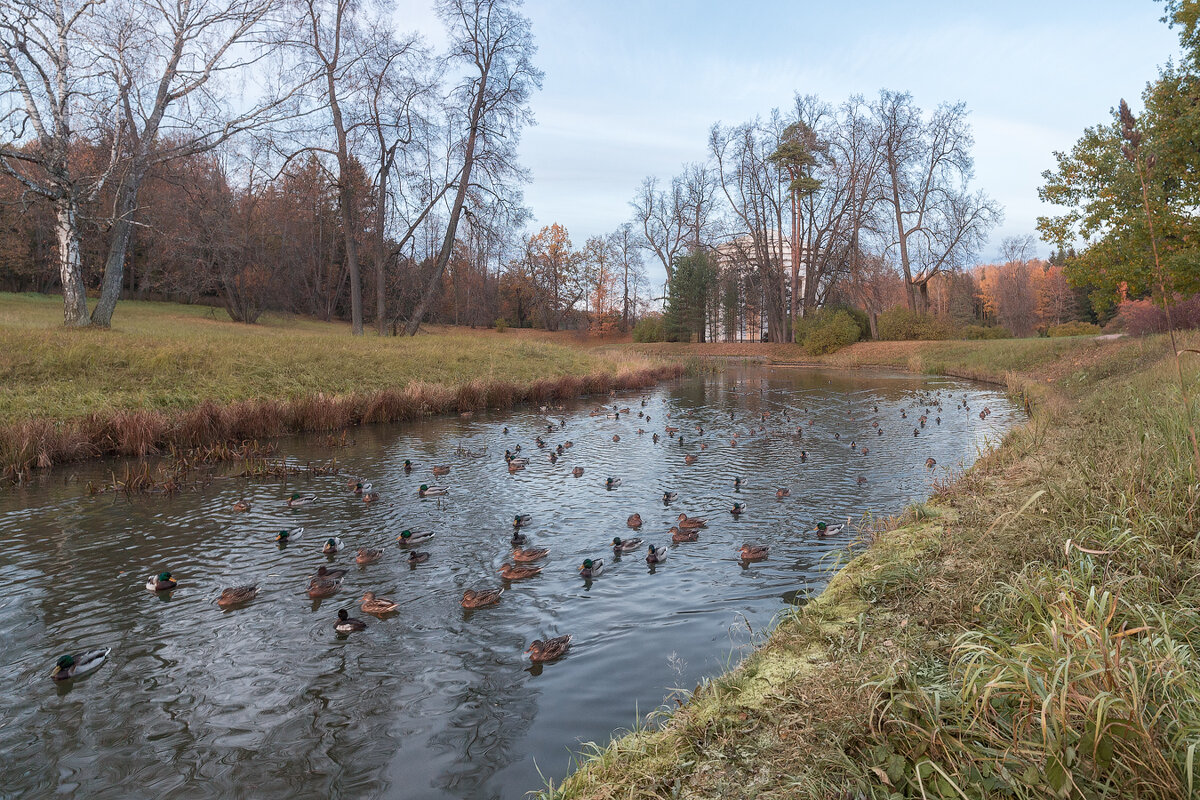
[739, 544, 770, 561]
[232, 499, 251, 512]
[572, 467, 585, 477]
[731, 502, 747, 516]
[526, 634, 571, 663]
[776, 488, 790, 498]
[499, 563, 543, 580]
[397, 529, 434, 545]
[407, 551, 430, 564]
[50, 648, 111, 681]
[579, 558, 603, 579]
[275, 527, 304, 544]
[286, 493, 316, 507]
[355, 548, 383, 565]
[612, 536, 643, 552]
[432, 465, 450, 476]
[676, 513, 707, 529]
[671, 527, 698, 543]
[217, 585, 258, 607]
[627, 513, 643, 528]
[513, 514, 531, 528]
[926, 457, 937, 468]
[418, 484, 448, 497]
[145, 571, 177, 592]
[462, 588, 503, 609]
[360, 591, 399, 614]
[604, 477, 622, 490]
[510, 530, 528, 547]
[307, 576, 342, 599]
[512, 547, 549, 562]
[814, 521, 845, 538]
[662, 491, 678, 503]
[334, 609, 367, 633]
[645, 544, 668, 563]
[322, 537, 344, 554]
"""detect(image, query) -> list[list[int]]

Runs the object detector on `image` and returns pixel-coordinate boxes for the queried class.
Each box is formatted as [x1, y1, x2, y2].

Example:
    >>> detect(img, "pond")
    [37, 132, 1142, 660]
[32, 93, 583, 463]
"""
[0, 366, 1020, 800]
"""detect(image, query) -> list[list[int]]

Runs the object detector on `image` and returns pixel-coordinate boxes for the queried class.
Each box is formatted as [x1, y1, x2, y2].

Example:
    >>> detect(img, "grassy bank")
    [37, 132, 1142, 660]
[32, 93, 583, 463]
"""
[550, 333, 1200, 799]
[0, 293, 681, 479]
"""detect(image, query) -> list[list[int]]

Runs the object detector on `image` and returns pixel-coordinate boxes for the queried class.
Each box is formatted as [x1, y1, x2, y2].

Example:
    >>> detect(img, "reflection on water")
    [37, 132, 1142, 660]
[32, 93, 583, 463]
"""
[0, 366, 1019, 799]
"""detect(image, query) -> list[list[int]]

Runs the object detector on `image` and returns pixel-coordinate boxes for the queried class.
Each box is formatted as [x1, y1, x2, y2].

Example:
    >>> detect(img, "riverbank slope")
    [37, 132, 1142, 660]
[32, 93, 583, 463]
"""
[549, 332, 1200, 799]
[0, 294, 680, 479]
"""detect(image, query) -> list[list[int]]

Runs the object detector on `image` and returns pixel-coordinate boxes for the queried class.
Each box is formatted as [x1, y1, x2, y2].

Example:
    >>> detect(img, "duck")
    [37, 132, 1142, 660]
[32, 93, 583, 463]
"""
[351, 481, 365, 495]
[926, 457, 937, 468]
[217, 585, 258, 607]
[307, 576, 342, 598]
[286, 493, 316, 507]
[397, 529, 435, 545]
[334, 609, 367, 633]
[684, 454, 697, 465]
[800, 451, 808, 461]
[526, 634, 572, 663]
[274, 526, 304, 544]
[776, 488, 790, 498]
[730, 502, 747, 516]
[671, 526, 698, 543]
[355, 548, 384, 565]
[612, 536, 643, 552]
[462, 588, 504, 608]
[362, 487, 380, 503]
[513, 514, 532, 528]
[572, 466, 585, 477]
[579, 558, 603, 579]
[499, 563, 543, 580]
[360, 591, 399, 614]
[508, 461, 525, 473]
[312, 566, 347, 580]
[739, 544, 770, 561]
[510, 530, 528, 547]
[664, 426, 679, 434]
[604, 477, 622, 490]
[407, 551, 430, 564]
[322, 537, 344, 554]
[50, 647, 111, 681]
[612, 435, 621, 443]
[676, 513, 707, 529]
[857, 476, 868, 485]
[403, 459, 414, 472]
[626, 513, 644, 529]
[232, 499, 251, 512]
[733, 477, 744, 489]
[432, 465, 451, 476]
[418, 484, 448, 497]
[512, 547, 549, 562]
[145, 571, 177, 592]
[814, 521, 846, 538]
[645, 544, 668, 563]
[662, 491, 678, 504]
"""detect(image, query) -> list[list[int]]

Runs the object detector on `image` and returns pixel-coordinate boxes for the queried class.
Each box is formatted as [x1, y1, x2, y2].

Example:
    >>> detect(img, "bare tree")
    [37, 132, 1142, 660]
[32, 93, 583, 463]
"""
[872, 90, 1000, 312]
[404, 0, 540, 336]
[631, 174, 685, 287]
[0, 0, 120, 326]
[609, 222, 643, 330]
[995, 234, 1037, 335]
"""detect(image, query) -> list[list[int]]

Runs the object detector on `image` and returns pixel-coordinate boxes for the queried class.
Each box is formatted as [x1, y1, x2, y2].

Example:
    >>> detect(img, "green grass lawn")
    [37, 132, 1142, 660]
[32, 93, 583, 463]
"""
[0, 293, 629, 425]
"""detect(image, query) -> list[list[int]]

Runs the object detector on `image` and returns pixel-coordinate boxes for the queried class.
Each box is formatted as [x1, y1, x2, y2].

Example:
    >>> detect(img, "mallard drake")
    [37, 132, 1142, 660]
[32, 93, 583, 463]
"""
[604, 477, 622, 490]
[217, 585, 258, 607]
[356, 548, 384, 565]
[407, 551, 430, 564]
[572, 467, 584, 477]
[627, 513, 643, 528]
[361, 591, 399, 614]
[432, 465, 451, 476]
[403, 459, 413, 472]
[731, 502, 747, 515]
[322, 536, 344, 554]
[926, 457, 937, 468]
[512, 547, 549, 562]
[307, 576, 342, 598]
[612, 536, 643, 552]
[513, 514, 532, 528]
[462, 588, 503, 608]
[776, 488, 790, 498]
[232, 499, 251, 512]
[334, 608, 367, 632]
[646, 544, 668, 563]
[145, 571, 177, 592]
[275, 526, 304, 544]
[418, 484, 448, 497]
[684, 454, 697, 465]
[579, 558, 603, 579]
[671, 526, 698, 543]
[351, 481, 365, 495]
[397, 529, 435, 545]
[662, 491, 678, 504]
[733, 477, 744, 489]
[498, 563, 543, 580]
[739, 544, 770, 561]
[676, 513, 707, 529]
[526, 634, 571, 662]
[51, 648, 111, 681]
[286, 493, 316, 507]
[510, 530, 528, 546]
[814, 521, 845, 538]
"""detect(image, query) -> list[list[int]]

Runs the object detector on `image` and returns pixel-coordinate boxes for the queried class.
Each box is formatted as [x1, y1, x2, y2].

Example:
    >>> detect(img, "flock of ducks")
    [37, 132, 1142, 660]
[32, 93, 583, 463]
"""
[51, 385, 992, 680]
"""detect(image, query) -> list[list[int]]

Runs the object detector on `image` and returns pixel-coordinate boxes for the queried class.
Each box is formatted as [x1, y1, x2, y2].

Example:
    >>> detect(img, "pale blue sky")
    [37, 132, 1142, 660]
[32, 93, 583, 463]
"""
[399, 1, 1180, 278]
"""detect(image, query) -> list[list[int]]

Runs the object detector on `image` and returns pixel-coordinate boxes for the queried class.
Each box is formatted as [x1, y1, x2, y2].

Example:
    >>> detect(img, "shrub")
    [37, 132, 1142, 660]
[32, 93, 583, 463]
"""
[1046, 320, 1101, 337]
[962, 324, 1010, 340]
[632, 314, 666, 343]
[1113, 295, 1200, 335]
[494, 318, 508, 333]
[876, 308, 957, 341]
[798, 310, 862, 355]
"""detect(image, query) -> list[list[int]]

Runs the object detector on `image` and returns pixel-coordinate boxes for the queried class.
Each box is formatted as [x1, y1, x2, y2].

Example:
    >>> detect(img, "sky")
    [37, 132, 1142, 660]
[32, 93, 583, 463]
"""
[398, 1, 1181, 283]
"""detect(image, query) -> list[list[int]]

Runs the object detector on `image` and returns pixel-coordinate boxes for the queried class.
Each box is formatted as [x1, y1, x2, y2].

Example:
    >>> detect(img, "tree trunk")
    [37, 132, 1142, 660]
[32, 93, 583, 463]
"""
[375, 161, 390, 336]
[789, 189, 799, 341]
[55, 195, 89, 327]
[91, 166, 146, 327]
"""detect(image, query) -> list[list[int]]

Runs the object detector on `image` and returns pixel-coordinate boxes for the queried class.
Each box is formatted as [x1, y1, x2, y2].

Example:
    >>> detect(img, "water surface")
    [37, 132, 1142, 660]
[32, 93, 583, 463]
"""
[0, 366, 1019, 799]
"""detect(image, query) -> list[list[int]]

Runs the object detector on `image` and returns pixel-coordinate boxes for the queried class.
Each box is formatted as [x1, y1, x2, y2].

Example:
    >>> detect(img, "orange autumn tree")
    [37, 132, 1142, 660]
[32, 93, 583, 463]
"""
[583, 235, 622, 334]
